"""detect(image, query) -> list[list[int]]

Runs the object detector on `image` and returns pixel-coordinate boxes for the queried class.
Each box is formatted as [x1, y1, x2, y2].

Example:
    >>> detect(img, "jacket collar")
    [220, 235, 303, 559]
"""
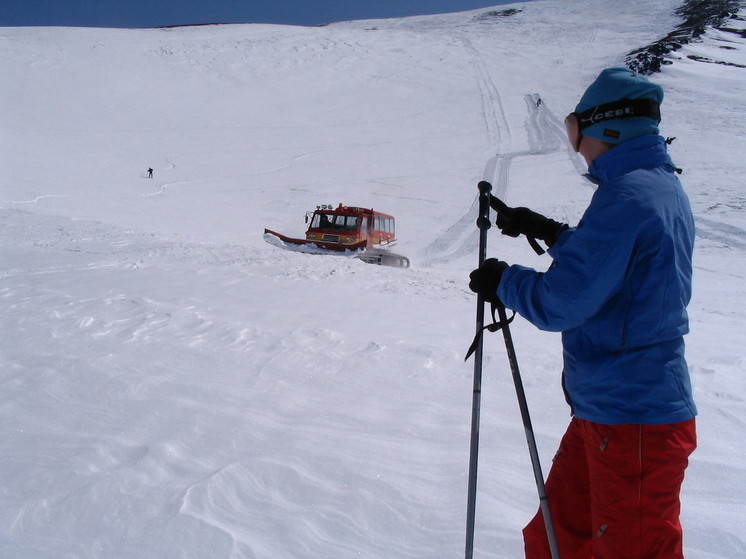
[587, 135, 674, 184]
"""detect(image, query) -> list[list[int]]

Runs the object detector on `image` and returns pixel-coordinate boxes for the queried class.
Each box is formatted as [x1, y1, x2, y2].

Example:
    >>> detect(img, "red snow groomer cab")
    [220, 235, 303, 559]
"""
[264, 204, 409, 267]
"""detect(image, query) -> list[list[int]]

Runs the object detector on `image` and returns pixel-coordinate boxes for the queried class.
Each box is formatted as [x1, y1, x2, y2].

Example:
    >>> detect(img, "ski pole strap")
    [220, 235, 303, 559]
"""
[464, 303, 516, 361]
[527, 236, 545, 255]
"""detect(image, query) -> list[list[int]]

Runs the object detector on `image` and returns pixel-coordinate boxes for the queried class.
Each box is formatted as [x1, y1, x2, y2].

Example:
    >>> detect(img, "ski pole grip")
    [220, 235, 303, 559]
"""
[477, 181, 492, 231]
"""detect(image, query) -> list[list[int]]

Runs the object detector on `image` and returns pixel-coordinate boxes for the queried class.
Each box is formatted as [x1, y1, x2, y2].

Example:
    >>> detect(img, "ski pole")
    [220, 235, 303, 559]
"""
[495, 281, 561, 559]
[465, 180, 561, 559]
[465, 180, 493, 559]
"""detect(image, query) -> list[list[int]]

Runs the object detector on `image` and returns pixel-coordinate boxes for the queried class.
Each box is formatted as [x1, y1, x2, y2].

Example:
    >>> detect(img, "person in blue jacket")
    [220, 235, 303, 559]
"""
[469, 67, 697, 559]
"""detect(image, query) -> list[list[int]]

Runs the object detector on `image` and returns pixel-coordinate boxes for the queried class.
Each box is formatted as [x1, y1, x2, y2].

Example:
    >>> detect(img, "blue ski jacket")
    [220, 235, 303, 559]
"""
[497, 135, 697, 425]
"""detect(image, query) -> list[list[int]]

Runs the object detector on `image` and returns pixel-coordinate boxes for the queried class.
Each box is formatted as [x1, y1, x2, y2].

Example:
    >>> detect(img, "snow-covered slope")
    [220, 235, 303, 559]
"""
[1, 1, 745, 557]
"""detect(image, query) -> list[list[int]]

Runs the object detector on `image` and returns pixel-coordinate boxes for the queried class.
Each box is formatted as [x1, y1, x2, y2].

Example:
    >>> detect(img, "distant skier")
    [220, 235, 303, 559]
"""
[470, 68, 697, 559]
[536, 96, 542, 108]
[147, 167, 153, 178]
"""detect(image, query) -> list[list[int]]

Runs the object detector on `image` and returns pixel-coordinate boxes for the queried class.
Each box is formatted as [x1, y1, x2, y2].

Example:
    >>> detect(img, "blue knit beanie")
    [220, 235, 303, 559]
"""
[575, 67, 663, 144]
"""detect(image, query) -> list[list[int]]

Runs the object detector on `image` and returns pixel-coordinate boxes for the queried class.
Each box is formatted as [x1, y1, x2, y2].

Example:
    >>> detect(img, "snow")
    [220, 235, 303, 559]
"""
[1, 0, 745, 557]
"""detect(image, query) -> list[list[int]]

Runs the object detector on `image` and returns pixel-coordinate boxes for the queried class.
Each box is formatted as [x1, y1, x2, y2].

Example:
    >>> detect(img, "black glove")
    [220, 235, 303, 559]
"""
[469, 258, 508, 305]
[490, 196, 568, 248]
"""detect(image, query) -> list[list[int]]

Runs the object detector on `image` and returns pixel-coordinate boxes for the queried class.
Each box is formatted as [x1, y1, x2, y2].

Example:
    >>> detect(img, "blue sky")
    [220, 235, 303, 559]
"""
[1, 1, 529, 28]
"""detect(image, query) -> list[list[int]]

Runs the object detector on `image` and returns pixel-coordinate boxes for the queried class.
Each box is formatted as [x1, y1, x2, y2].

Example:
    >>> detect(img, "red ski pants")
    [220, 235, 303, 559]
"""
[523, 417, 696, 559]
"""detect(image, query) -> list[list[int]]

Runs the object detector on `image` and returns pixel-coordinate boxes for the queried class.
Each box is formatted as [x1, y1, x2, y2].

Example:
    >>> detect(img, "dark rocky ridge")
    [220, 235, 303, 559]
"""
[626, 0, 743, 74]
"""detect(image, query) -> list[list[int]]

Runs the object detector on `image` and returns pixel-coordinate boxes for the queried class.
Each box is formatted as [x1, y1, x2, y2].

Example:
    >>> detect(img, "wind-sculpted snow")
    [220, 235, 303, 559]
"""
[2, 1, 746, 557]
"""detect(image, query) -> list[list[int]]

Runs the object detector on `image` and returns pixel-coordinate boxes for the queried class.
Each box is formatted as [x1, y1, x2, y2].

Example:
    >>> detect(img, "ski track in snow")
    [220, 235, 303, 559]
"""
[1, 194, 71, 207]
[421, 92, 587, 265]
[695, 215, 746, 251]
